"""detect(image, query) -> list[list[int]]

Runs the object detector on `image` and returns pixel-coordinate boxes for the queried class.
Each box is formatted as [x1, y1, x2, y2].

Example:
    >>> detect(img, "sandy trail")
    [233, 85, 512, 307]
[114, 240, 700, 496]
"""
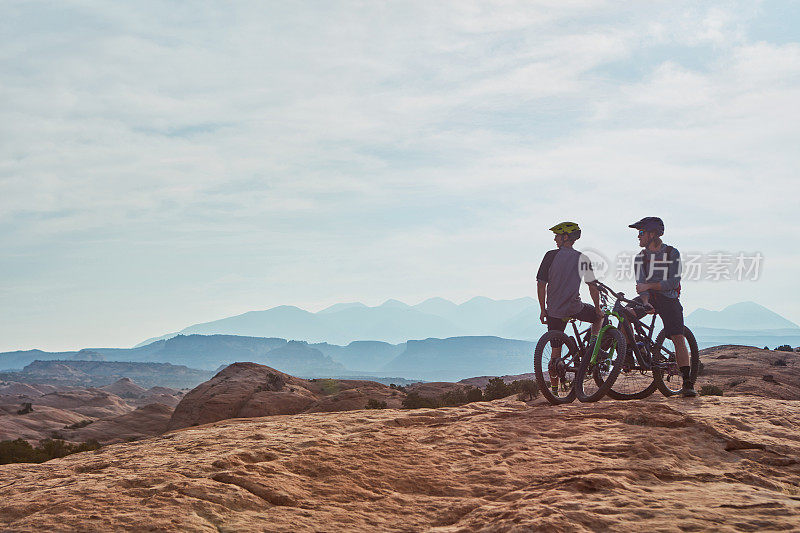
[1, 395, 799, 532]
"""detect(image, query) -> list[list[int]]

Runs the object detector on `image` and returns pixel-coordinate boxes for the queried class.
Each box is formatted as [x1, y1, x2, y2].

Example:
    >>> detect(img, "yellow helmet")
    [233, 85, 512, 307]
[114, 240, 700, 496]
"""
[549, 221, 581, 235]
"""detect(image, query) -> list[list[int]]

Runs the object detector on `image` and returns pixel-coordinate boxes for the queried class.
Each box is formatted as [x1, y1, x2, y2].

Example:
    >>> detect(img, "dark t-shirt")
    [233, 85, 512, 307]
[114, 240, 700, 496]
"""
[536, 247, 596, 319]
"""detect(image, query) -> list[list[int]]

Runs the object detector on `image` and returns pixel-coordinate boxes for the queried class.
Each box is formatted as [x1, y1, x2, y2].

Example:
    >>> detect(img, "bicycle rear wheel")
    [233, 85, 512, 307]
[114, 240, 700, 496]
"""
[534, 331, 579, 405]
[652, 326, 700, 396]
[575, 327, 627, 402]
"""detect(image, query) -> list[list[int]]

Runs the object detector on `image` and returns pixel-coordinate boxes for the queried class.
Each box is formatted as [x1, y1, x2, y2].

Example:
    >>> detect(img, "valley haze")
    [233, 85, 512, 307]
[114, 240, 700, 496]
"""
[2, 297, 797, 383]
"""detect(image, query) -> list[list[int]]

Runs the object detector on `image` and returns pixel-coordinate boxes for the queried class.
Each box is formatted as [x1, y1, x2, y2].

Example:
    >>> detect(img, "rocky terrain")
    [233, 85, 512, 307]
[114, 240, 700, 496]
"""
[696, 345, 800, 399]
[0, 379, 184, 444]
[0, 344, 798, 530]
[1, 395, 799, 531]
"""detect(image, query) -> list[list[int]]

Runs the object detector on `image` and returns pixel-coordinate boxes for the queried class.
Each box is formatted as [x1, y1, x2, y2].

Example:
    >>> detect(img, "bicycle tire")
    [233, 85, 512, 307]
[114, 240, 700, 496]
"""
[575, 327, 627, 402]
[603, 342, 658, 400]
[652, 326, 700, 397]
[534, 331, 579, 405]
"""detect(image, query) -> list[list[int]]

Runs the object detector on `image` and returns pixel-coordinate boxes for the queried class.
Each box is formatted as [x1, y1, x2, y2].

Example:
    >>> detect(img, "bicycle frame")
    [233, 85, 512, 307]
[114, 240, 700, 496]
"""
[593, 280, 675, 372]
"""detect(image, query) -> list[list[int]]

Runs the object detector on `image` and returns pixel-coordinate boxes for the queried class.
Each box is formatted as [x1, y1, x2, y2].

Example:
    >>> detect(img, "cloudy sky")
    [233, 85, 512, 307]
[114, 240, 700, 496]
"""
[2, 0, 799, 351]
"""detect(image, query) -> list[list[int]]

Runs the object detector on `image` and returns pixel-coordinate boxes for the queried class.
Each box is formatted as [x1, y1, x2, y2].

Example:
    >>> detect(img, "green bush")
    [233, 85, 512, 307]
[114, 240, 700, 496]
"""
[699, 384, 724, 396]
[401, 387, 486, 410]
[484, 377, 512, 401]
[510, 379, 539, 401]
[401, 392, 439, 409]
[775, 345, 794, 352]
[438, 388, 467, 407]
[465, 387, 484, 403]
[0, 438, 101, 465]
[365, 399, 387, 409]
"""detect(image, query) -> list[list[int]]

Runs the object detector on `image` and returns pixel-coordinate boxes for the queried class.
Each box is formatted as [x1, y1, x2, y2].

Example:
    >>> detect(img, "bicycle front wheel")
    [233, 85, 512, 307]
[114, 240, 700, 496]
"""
[604, 343, 657, 400]
[652, 326, 700, 396]
[534, 331, 579, 405]
[575, 327, 627, 403]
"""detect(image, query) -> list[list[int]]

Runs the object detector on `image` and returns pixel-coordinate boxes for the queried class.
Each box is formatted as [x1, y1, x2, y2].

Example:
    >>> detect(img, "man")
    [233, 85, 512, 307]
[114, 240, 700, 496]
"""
[626, 216, 696, 397]
[536, 222, 604, 391]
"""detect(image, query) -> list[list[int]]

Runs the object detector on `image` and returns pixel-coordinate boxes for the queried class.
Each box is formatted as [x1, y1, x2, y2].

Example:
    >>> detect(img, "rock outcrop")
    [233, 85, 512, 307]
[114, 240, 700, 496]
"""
[168, 363, 403, 430]
[59, 403, 174, 444]
[695, 345, 799, 399]
[100, 378, 148, 399]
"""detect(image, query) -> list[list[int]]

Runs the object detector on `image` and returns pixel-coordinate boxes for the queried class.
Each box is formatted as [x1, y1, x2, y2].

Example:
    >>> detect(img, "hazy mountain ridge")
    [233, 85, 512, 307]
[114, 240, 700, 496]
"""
[136, 297, 798, 351]
[135, 296, 544, 347]
[2, 360, 214, 389]
[0, 335, 347, 376]
[4, 298, 800, 382]
[1, 334, 540, 382]
[686, 301, 799, 330]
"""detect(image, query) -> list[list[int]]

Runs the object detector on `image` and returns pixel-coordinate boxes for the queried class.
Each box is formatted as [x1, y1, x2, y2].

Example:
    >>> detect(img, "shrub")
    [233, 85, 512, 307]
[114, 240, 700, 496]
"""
[439, 389, 468, 407]
[16, 403, 33, 415]
[0, 438, 101, 465]
[390, 384, 407, 392]
[484, 377, 513, 401]
[365, 399, 387, 409]
[465, 387, 483, 403]
[772, 359, 787, 367]
[401, 392, 438, 409]
[699, 384, 723, 396]
[775, 345, 793, 352]
[510, 379, 539, 401]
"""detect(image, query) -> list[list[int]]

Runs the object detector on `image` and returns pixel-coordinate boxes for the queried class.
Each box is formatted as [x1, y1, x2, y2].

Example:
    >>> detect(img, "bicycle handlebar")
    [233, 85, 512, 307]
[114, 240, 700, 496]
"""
[592, 280, 647, 308]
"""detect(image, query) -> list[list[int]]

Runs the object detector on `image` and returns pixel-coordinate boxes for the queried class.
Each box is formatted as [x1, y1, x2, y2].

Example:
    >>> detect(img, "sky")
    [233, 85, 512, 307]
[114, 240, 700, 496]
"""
[1, 0, 799, 352]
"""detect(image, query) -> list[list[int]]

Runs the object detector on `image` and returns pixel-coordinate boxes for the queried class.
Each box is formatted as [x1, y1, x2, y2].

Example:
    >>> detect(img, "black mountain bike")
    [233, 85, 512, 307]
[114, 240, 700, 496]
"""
[589, 281, 700, 400]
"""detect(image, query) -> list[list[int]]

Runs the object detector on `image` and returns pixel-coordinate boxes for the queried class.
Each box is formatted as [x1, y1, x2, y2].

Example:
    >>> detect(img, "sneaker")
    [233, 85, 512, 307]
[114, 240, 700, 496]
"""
[679, 385, 698, 397]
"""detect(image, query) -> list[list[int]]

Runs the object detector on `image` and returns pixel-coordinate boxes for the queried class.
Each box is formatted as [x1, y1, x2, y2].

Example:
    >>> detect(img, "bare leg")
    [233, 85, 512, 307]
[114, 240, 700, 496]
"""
[672, 334, 689, 367]
[550, 343, 563, 390]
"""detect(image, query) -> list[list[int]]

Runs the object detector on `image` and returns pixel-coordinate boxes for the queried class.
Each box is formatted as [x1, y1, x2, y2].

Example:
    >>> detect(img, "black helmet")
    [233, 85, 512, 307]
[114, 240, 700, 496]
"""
[629, 217, 664, 236]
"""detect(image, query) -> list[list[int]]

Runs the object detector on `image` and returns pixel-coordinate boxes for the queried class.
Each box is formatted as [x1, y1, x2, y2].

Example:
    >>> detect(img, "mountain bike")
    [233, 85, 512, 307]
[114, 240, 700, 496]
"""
[532, 319, 587, 405]
[571, 284, 627, 402]
[596, 281, 700, 399]
[533, 286, 627, 405]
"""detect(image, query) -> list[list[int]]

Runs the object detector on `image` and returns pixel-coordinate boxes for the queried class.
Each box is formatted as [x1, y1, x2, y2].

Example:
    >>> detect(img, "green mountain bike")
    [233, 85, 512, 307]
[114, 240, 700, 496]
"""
[533, 285, 627, 405]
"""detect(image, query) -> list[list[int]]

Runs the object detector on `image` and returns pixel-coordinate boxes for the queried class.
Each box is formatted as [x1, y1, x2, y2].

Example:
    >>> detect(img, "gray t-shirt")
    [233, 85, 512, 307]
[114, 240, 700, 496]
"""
[536, 247, 596, 319]
[635, 243, 681, 299]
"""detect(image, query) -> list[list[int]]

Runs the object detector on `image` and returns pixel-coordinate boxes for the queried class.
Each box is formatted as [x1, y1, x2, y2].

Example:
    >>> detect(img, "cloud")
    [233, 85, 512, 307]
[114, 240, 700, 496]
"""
[1, 0, 799, 350]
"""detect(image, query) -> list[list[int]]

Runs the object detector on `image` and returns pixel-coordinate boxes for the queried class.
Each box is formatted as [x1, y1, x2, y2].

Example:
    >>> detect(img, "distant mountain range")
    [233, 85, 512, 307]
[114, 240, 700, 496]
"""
[135, 297, 542, 347]
[0, 334, 536, 382]
[0, 360, 214, 389]
[685, 302, 799, 330]
[2, 300, 797, 383]
[135, 297, 798, 349]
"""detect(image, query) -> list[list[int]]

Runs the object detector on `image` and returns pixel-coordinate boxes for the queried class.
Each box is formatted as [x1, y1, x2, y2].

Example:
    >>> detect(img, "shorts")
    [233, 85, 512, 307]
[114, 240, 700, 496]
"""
[546, 303, 598, 332]
[625, 293, 684, 337]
